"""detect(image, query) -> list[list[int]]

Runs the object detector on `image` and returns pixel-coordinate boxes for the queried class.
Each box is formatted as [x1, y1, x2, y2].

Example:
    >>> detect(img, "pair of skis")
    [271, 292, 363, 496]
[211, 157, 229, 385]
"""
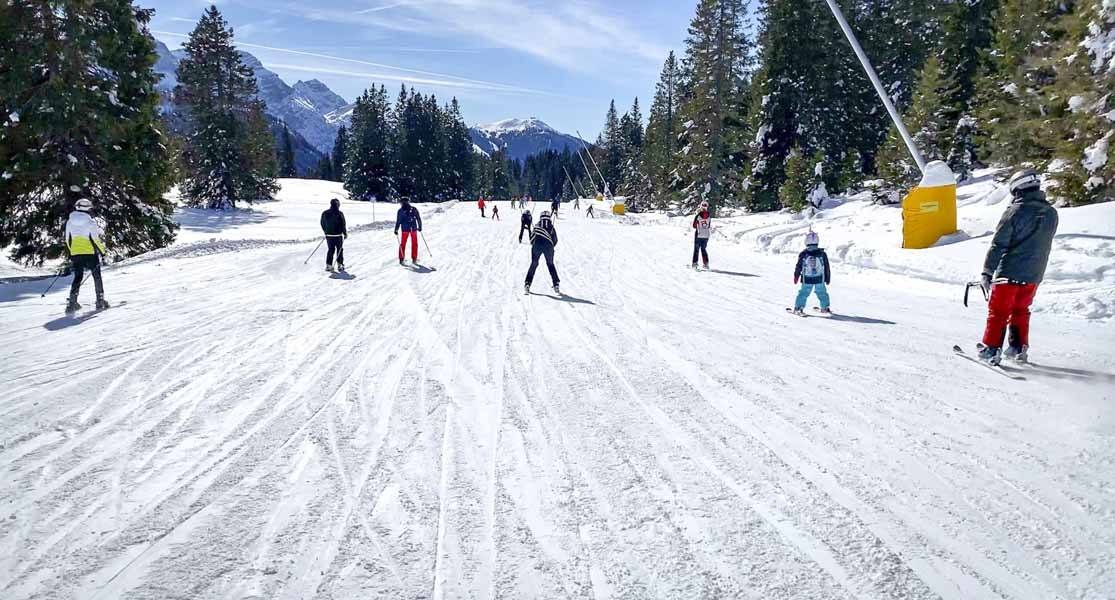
[785, 307, 833, 317]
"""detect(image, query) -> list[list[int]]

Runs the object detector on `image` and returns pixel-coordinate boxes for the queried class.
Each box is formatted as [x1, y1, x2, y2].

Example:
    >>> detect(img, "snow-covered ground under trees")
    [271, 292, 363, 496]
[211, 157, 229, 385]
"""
[1, 179, 1114, 599]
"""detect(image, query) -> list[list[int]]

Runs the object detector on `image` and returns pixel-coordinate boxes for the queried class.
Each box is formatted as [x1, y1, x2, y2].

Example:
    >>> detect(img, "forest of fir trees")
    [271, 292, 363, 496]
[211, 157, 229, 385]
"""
[590, 0, 1113, 215]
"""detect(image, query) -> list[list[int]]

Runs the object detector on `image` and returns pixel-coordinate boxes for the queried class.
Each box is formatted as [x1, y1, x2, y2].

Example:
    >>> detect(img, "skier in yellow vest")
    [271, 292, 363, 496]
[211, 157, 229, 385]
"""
[64, 199, 109, 313]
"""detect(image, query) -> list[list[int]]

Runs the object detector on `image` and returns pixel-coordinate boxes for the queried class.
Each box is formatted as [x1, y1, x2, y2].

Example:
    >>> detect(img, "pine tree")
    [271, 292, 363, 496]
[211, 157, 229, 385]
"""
[444, 98, 475, 199]
[938, 0, 998, 178]
[331, 126, 348, 182]
[779, 147, 812, 212]
[877, 55, 955, 190]
[594, 100, 625, 195]
[314, 153, 335, 181]
[0, 0, 176, 264]
[676, 0, 753, 215]
[176, 6, 278, 208]
[639, 52, 684, 209]
[618, 98, 645, 194]
[344, 86, 393, 201]
[278, 123, 296, 177]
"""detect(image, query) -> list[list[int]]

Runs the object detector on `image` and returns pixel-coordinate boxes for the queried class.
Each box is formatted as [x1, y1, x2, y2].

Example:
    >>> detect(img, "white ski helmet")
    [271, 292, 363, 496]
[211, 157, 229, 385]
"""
[805, 231, 819, 246]
[540, 210, 551, 219]
[75, 198, 93, 212]
[1008, 169, 1041, 195]
[699, 200, 709, 211]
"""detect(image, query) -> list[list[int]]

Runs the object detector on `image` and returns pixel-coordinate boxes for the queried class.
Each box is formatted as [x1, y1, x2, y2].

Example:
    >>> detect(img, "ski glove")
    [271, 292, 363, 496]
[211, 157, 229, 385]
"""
[980, 273, 992, 296]
[794, 275, 800, 284]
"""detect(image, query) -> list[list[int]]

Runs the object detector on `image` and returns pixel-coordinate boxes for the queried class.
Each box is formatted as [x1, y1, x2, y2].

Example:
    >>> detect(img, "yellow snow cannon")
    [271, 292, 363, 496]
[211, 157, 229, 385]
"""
[612, 199, 626, 215]
[824, 0, 957, 249]
[901, 161, 958, 249]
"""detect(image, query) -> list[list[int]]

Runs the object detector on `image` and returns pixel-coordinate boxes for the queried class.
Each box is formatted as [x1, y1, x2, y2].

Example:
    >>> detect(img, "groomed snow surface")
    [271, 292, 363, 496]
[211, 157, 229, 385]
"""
[1, 178, 1114, 599]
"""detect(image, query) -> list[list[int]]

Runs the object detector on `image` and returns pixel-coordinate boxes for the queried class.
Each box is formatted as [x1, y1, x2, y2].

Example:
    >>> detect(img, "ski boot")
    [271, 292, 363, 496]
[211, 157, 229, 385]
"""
[337, 263, 346, 272]
[791, 307, 806, 316]
[95, 296, 110, 310]
[817, 307, 833, 315]
[1003, 345, 1029, 363]
[692, 263, 699, 270]
[703, 262, 709, 271]
[553, 284, 561, 295]
[977, 345, 1003, 366]
[65, 295, 81, 314]
[524, 283, 531, 295]
[326, 264, 335, 273]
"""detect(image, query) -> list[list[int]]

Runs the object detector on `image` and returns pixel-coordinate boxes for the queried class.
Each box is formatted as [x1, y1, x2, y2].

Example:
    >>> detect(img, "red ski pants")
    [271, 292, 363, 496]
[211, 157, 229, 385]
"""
[398, 231, 418, 261]
[982, 282, 1038, 348]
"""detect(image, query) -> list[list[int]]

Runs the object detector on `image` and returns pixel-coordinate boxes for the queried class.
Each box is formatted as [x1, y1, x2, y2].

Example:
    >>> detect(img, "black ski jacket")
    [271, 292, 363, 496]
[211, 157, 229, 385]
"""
[982, 189, 1059, 284]
[320, 208, 347, 237]
[521, 212, 533, 226]
[530, 218, 558, 248]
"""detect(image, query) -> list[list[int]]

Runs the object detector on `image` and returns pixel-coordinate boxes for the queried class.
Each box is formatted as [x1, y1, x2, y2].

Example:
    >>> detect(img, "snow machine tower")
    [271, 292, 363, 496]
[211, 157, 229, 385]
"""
[823, 0, 958, 249]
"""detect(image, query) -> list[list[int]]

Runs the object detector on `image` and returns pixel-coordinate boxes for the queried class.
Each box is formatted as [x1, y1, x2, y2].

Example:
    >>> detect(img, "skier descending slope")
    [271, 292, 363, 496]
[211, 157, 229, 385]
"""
[524, 210, 560, 295]
[977, 170, 1059, 365]
[478, 196, 487, 218]
[518, 209, 533, 243]
[64, 199, 110, 313]
[692, 200, 712, 270]
[792, 231, 832, 316]
[320, 198, 347, 272]
[551, 198, 561, 219]
[395, 197, 423, 265]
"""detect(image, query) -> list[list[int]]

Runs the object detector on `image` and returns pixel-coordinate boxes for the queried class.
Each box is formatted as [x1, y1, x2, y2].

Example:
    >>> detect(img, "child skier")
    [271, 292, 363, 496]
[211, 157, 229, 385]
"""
[692, 200, 712, 270]
[519, 209, 533, 243]
[792, 231, 832, 315]
[320, 197, 348, 272]
[492, 204, 500, 221]
[64, 198, 110, 313]
[394, 197, 423, 265]
[525, 210, 560, 295]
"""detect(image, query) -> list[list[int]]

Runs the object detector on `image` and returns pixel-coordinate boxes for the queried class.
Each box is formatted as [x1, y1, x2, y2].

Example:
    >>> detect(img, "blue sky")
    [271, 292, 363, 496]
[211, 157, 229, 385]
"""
[145, 0, 700, 138]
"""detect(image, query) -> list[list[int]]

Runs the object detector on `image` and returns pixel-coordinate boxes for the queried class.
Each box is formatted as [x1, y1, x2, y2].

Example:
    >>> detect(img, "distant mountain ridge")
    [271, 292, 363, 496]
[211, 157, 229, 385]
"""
[469, 118, 585, 164]
[152, 41, 582, 168]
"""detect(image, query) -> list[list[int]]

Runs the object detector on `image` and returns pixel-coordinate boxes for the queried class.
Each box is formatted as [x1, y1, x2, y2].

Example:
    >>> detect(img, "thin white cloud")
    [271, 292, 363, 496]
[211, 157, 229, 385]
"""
[267, 62, 539, 94]
[151, 29, 551, 95]
[354, 1, 417, 15]
[279, 0, 668, 75]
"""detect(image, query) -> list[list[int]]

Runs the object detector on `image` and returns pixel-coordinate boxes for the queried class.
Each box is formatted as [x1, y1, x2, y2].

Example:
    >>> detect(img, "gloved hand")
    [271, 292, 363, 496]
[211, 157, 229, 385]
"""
[794, 276, 800, 284]
[343, 233, 348, 239]
[980, 273, 992, 295]
[394, 229, 399, 236]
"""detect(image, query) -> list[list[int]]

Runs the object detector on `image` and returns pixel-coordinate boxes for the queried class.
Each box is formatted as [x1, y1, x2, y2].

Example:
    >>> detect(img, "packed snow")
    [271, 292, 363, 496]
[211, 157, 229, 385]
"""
[1, 178, 1114, 599]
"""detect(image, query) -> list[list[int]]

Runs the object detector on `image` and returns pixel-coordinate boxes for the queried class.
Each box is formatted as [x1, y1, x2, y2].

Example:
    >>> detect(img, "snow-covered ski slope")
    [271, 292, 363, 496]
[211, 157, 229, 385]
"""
[2, 181, 1114, 599]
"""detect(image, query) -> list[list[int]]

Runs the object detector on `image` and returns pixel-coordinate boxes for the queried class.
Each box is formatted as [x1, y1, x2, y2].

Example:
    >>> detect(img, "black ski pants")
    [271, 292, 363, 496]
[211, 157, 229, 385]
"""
[692, 236, 709, 265]
[526, 243, 559, 287]
[70, 254, 104, 299]
[518, 224, 531, 243]
[326, 236, 344, 267]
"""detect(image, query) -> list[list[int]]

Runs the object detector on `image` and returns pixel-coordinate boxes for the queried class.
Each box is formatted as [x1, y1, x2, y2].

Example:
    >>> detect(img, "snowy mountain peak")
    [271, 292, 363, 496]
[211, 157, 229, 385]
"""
[477, 117, 556, 135]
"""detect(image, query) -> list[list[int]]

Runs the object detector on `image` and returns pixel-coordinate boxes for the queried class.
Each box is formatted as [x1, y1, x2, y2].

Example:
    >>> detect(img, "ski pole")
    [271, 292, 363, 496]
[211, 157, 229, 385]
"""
[963, 281, 989, 307]
[304, 237, 325, 265]
[40, 265, 67, 298]
[420, 232, 433, 258]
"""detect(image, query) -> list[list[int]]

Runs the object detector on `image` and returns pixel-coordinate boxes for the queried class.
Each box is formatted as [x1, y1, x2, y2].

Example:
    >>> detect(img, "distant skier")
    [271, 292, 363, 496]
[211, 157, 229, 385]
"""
[510, 197, 517, 209]
[574, 198, 581, 210]
[320, 198, 348, 272]
[478, 197, 487, 218]
[792, 231, 831, 315]
[518, 209, 533, 243]
[525, 210, 560, 295]
[586, 204, 595, 219]
[492, 204, 501, 221]
[976, 170, 1059, 365]
[64, 198, 109, 313]
[550, 198, 561, 219]
[692, 200, 712, 270]
[395, 197, 423, 265]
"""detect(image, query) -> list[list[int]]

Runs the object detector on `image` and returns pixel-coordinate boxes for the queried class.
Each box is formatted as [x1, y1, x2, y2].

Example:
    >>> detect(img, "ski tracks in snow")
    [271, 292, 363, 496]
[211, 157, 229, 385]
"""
[1, 203, 1112, 599]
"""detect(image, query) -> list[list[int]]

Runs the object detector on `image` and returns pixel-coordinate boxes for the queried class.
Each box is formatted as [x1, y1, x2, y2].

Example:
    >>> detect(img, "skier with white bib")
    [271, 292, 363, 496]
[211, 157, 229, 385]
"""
[524, 210, 560, 295]
[976, 169, 1059, 365]
[692, 200, 712, 270]
[792, 231, 832, 315]
[64, 199, 110, 313]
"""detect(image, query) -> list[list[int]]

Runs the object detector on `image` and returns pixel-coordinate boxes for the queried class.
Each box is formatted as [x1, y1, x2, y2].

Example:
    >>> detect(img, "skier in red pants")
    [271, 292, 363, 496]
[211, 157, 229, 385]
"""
[977, 170, 1058, 365]
[394, 197, 423, 265]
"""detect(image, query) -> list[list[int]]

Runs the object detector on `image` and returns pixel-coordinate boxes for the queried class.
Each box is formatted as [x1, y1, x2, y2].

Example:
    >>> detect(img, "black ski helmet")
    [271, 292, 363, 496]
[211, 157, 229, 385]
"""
[330, 197, 341, 208]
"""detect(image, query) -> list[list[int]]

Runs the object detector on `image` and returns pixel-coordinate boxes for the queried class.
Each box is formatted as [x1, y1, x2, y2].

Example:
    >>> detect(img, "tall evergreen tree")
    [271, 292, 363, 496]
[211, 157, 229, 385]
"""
[278, 123, 296, 178]
[677, 0, 753, 215]
[344, 86, 393, 201]
[0, 0, 176, 264]
[638, 52, 685, 209]
[938, 0, 998, 177]
[618, 98, 645, 194]
[331, 126, 348, 183]
[175, 6, 277, 208]
[444, 98, 475, 200]
[594, 100, 626, 195]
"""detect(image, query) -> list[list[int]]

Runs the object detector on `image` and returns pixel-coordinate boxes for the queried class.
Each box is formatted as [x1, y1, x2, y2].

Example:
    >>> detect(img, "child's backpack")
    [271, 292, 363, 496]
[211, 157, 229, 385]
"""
[802, 253, 826, 279]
